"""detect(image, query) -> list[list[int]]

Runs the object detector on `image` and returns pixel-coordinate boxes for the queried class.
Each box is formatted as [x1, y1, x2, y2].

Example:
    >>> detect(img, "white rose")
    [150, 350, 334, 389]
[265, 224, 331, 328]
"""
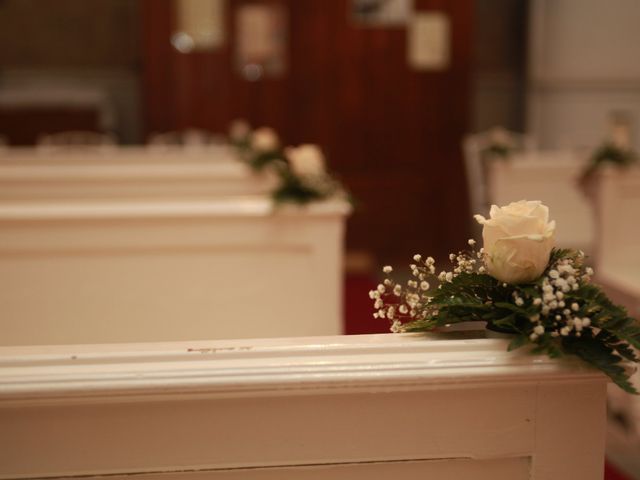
[251, 127, 279, 152]
[229, 119, 251, 141]
[474, 200, 556, 284]
[285, 144, 326, 177]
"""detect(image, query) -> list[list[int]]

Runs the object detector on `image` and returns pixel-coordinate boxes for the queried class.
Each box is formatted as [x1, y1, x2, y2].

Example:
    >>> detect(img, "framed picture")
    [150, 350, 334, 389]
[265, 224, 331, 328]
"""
[351, 0, 413, 27]
[235, 4, 287, 81]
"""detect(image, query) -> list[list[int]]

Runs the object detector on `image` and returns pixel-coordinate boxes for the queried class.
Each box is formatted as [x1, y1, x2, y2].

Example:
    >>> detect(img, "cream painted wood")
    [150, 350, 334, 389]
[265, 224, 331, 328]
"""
[487, 150, 594, 253]
[595, 167, 640, 316]
[594, 167, 640, 477]
[0, 146, 276, 200]
[0, 198, 349, 345]
[594, 166, 640, 270]
[0, 333, 607, 479]
[462, 128, 536, 219]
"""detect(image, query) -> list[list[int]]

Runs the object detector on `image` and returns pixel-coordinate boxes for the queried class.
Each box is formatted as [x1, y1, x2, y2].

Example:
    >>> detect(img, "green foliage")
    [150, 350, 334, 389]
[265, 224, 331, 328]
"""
[482, 144, 512, 159]
[582, 143, 637, 178]
[249, 151, 285, 172]
[272, 174, 327, 205]
[400, 249, 640, 393]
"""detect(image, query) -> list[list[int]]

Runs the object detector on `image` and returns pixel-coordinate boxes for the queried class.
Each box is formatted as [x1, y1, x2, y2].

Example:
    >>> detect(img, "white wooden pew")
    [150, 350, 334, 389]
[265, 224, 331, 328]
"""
[595, 165, 640, 319]
[0, 146, 275, 200]
[487, 151, 594, 254]
[593, 166, 640, 477]
[0, 333, 607, 479]
[0, 198, 350, 345]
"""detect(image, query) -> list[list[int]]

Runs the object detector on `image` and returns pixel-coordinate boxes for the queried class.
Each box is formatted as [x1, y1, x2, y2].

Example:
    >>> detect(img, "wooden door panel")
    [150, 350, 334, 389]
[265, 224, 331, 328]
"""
[141, 0, 473, 262]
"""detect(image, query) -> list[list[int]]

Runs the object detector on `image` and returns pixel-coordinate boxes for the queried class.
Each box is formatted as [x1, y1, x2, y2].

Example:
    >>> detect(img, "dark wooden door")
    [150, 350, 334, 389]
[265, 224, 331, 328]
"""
[141, 0, 473, 264]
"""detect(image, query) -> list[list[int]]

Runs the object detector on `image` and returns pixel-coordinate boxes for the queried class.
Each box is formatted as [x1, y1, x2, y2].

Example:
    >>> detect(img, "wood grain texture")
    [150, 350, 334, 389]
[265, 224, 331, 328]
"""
[140, 0, 474, 263]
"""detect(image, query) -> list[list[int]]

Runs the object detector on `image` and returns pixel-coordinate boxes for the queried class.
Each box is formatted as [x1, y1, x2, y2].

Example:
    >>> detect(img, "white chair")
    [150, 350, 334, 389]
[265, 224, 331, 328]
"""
[463, 127, 536, 235]
[486, 149, 594, 254]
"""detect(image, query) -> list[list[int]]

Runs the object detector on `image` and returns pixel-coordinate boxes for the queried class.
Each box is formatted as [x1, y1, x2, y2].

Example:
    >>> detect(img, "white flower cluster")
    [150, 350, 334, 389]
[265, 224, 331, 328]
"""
[369, 241, 483, 332]
[524, 252, 594, 341]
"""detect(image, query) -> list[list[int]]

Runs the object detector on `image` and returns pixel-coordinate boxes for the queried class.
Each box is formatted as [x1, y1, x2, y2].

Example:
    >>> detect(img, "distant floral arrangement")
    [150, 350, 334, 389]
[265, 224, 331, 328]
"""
[481, 126, 517, 159]
[371, 200, 640, 393]
[581, 124, 637, 180]
[228, 119, 349, 205]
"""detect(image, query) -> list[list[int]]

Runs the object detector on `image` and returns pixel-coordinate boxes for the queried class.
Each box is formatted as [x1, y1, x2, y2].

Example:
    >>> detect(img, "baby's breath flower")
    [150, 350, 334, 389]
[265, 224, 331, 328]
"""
[420, 281, 430, 291]
[383, 265, 393, 273]
[413, 254, 422, 262]
[393, 285, 402, 296]
[377, 284, 385, 294]
[468, 239, 476, 246]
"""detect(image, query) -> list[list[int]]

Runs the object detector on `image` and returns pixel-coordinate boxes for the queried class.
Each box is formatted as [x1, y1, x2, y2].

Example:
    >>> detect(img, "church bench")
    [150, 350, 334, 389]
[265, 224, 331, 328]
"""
[0, 145, 275, 200]
[0, 198, 349, 345]
[0, 332, 607, 479]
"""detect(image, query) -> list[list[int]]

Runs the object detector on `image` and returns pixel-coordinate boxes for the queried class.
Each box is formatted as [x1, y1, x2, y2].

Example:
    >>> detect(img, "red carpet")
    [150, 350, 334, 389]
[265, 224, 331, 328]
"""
[344, 273, 389, 335]
[344, 273, 633, 480]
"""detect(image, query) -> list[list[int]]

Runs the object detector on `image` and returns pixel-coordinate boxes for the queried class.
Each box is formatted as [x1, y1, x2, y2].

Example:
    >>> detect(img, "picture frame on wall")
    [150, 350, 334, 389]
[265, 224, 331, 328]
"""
[351, 0, 413, 27]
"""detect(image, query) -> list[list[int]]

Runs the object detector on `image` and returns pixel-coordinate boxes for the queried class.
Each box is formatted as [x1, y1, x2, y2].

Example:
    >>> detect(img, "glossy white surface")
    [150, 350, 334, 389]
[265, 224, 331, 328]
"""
[0, 333, 607, 479]
[0, 198, 350, 345]
[0, 146, 276, 200]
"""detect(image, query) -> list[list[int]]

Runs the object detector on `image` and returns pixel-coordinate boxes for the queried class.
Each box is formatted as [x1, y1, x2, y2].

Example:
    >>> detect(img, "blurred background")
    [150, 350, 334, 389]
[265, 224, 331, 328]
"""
[0, 1, 639, 477]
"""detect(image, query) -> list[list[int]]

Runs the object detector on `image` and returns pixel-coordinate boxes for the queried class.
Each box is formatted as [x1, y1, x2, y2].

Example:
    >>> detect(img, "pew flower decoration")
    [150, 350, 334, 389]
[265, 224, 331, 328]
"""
[247, 127, 286, 172]
[370, 200, 640, 393]
[272, 144, 347, 205]
[581, 124, 637, 180]
[481, 126, 517, 159]
[228, 119, 252, 152]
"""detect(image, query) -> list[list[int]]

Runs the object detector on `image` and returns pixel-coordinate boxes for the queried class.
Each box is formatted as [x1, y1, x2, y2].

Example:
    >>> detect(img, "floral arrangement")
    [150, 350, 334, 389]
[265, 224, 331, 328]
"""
[228, 119, 252, 152]
[272, 144, 347, 205]
[481, 126, 516, 159]
[228, 120, 349, 205]
[581, 123, 637, 180]
[370, 200, 640, 393]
